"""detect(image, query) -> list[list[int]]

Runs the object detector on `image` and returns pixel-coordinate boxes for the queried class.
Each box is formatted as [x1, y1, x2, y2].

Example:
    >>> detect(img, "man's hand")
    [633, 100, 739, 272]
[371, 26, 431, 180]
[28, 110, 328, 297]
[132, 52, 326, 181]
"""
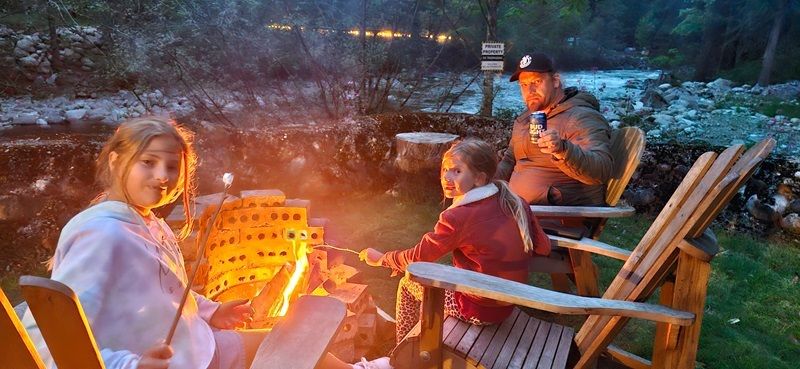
[359, 248, 385, 267]
[210, 299, 252, 329]
[137, 342, 172, 369]
[537, 129, 566, 158]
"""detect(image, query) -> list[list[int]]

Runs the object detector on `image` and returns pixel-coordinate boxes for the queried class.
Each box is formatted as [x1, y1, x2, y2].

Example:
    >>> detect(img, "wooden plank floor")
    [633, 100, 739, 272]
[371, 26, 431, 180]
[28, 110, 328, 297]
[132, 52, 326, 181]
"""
[442, 308, 574, 369]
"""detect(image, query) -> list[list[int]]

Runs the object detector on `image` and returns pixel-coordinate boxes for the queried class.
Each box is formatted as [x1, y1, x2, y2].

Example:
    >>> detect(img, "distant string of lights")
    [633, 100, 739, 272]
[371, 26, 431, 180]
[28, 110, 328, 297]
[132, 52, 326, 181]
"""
[266, 23, 452, 43]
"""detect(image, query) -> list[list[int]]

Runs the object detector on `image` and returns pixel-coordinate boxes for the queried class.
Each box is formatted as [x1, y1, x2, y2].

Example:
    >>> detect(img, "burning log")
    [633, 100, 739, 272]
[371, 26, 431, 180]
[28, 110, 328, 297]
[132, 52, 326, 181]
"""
[249, 263, 293, 329]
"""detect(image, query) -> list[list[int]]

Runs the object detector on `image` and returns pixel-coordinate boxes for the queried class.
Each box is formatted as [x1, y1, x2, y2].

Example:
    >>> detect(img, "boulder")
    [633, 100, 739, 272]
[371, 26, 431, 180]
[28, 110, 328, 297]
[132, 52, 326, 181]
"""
[13, 46, 30, 58]
[19, 55, 39, 68]
[707, 78, 734, 94]
[640, 89, 668, 109]
[87, 107, 112, 121]
[763, 81, 800, 100]
[15, 36, 37, 53]
[625, 188, 657, 208]
[746, 194, 779, 223]
[0, 25, 14, 37]
[65, 108, 88, 123]
[788, 199, 800, 214]
[12, 112, 39, 125]
[652, 113, 674, 128]
[780, 213, 800, 235]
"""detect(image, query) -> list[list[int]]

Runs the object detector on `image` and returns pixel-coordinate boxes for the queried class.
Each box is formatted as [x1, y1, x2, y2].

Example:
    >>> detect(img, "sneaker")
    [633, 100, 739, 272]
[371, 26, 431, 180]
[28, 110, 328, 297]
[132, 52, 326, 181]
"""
[352, 356, 393, 369]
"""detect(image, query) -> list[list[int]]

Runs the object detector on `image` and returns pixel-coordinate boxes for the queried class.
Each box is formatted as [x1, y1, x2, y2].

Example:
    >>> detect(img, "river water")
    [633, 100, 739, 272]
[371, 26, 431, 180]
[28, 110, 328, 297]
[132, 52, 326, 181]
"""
[412, 69, 660, 115]
[407, 69, 798, 159]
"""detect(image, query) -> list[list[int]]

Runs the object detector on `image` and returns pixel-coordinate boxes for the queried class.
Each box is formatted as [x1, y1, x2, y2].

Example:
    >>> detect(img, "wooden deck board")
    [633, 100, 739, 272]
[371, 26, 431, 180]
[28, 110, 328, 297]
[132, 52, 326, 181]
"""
[443, 318, 471, 350]
[507, 315, 541, 369]
[536, 324, 564, 369]
[466, 323, 499, 367]
[453, 321, 485, 357]
[492, 309, 532, 369]
[552, 325, 575, 369]
[522, 320, 552, 369]
[478, 309, 520, 368]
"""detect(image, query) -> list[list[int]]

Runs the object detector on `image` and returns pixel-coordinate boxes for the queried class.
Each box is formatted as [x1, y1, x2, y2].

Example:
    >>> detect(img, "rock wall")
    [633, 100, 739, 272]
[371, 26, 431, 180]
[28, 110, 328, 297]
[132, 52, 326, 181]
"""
[0, 24, 106, 92]
[0, 89, 194, 126]
[1, 113, 797, 277]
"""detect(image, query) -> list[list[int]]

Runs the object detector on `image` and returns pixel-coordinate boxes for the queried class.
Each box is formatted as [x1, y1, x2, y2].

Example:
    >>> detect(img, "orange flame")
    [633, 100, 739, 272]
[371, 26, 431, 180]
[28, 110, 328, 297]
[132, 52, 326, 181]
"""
[278, 239, 309, 316]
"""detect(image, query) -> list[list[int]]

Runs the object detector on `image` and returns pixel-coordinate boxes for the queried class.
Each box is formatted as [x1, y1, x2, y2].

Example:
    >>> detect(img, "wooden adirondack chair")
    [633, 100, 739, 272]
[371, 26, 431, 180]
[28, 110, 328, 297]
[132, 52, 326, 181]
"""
[1, 287, 45, 369]
[19, 276, 346, 369]
[531, 127, 646, 296]
[391, 138, 775, 369]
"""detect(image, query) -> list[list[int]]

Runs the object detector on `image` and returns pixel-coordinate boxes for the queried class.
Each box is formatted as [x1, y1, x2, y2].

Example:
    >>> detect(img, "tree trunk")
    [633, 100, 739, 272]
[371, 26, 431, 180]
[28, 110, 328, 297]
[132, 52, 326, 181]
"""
[479, 0, 500, 117]
[757, 0, 790, 86]
[693, 0, 731, 81]
[357, 0, 368, 114]
[45, 1, 61, 73]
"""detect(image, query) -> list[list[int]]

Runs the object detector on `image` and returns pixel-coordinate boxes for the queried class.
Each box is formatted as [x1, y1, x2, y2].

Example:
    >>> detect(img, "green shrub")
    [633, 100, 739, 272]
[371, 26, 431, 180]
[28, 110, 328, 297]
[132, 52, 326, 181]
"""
[719, 61, 762, 85]
[716, 95, 800, 118]
[620, 114, 643, 127]
[757, 98, 800, 117]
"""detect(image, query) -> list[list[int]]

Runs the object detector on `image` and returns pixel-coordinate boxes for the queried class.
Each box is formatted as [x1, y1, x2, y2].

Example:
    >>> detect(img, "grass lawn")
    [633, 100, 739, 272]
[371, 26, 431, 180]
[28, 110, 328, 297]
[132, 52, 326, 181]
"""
[316, 193, 800, 369]
[4, 192, 798, 368]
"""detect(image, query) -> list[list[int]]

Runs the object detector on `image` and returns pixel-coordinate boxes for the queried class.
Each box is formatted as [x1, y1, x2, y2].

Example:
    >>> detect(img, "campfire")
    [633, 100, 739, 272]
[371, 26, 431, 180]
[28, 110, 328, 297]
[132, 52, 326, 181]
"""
[167, 190, 385, 361]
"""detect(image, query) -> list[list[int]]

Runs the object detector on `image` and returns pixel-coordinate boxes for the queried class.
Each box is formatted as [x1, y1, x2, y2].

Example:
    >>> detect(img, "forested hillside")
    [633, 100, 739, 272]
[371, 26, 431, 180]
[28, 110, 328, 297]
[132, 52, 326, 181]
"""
[1, 0, 798, 107]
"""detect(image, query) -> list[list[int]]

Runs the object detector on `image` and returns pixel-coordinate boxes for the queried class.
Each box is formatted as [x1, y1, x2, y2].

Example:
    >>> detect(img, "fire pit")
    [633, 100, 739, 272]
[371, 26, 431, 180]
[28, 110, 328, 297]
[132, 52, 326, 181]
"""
[167, 190, 388, 361]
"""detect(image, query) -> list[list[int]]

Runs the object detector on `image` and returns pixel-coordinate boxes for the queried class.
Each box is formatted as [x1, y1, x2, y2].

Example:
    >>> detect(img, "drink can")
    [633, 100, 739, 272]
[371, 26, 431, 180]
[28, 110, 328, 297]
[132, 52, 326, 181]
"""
[529, 111, 547, 144]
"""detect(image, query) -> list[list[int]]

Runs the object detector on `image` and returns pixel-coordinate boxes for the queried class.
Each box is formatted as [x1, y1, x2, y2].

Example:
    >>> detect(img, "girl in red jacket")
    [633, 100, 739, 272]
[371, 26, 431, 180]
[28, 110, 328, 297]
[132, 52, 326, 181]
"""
[360, 138, 551, 344]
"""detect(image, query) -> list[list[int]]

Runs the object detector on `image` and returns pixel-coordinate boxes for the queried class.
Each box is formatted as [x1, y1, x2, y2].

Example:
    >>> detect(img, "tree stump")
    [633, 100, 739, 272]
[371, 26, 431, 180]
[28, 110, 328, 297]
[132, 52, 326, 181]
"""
[392, 132, 459, 199]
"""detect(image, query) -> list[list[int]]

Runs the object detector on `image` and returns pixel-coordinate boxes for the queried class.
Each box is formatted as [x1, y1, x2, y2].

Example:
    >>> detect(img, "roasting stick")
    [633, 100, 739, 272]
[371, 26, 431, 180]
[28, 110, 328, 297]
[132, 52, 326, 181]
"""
[165, 173, 234, 345]
[313, 243, 360, 256]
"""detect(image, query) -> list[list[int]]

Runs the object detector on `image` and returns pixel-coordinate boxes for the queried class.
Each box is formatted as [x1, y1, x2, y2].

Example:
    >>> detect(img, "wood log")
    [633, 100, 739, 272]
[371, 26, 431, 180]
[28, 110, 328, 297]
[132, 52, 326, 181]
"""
[393, 132, 459, 173]
[392, 132, 458, 198]
[250, 263, 293, 328]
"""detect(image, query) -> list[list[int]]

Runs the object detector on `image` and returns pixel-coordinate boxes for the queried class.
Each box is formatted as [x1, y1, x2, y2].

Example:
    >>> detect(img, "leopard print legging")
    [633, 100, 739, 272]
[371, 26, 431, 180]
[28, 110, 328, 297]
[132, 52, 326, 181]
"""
[395, 274, 490, 344]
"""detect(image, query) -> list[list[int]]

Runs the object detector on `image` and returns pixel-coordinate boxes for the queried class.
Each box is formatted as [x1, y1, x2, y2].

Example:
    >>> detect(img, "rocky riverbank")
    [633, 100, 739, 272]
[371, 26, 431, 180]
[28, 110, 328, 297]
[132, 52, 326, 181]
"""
[615, 76, 800, 159]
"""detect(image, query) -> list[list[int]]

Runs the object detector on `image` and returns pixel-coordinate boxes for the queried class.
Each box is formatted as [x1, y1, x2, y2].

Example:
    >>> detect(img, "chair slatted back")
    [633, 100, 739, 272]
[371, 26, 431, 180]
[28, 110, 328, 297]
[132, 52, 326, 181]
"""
[20, 276, 105, 369]
[574, 139, 774, 367]
[606, 127, 646, 206]
[688, 138, 776, 237]
[1, 288, 45, 369]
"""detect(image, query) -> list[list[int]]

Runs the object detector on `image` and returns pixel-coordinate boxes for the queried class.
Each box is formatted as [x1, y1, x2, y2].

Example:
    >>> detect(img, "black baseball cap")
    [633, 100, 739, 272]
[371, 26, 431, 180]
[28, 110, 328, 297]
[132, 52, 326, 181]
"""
[509, 52, 555, 82]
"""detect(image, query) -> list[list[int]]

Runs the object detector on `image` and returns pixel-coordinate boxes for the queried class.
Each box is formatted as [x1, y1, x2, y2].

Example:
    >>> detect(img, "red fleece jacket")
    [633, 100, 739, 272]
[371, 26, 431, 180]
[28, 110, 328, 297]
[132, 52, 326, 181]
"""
[382, 194, 550, 323]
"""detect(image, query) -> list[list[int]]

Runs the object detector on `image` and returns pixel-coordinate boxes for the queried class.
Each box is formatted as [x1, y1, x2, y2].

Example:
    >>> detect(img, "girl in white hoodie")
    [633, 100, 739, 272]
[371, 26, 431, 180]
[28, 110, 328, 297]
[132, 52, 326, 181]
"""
[24, 117, 257, 369]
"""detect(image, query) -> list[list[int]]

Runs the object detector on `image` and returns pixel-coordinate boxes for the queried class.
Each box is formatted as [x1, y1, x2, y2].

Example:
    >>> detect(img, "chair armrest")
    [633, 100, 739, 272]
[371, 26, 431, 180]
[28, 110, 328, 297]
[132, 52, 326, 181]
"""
[250, 295, 346, 369]
[530, 204, 635, 218]
[407, 262, 694, 326]
[549, 235, 631, 261]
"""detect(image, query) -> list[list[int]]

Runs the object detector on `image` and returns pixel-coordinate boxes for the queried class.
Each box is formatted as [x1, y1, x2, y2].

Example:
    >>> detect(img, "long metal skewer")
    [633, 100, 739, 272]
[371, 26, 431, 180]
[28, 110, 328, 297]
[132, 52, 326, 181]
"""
[165, 173, 233, 345]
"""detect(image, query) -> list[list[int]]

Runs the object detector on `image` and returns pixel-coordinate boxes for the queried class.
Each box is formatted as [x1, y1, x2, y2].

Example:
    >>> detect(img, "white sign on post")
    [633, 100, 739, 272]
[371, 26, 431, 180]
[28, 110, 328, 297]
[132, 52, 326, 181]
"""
[481, 42, 505, 71]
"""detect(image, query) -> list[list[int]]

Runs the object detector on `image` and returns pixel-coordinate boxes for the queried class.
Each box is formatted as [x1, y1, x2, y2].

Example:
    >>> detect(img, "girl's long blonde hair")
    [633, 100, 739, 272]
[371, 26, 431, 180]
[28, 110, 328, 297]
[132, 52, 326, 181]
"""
[443, 138, 535, 253]
[94, 117, 197, 239]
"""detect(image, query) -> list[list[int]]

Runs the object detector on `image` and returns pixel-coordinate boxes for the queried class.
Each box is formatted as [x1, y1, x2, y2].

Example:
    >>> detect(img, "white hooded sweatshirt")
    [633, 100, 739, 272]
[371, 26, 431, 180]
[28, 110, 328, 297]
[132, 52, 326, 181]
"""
[23, 200, 219, 369]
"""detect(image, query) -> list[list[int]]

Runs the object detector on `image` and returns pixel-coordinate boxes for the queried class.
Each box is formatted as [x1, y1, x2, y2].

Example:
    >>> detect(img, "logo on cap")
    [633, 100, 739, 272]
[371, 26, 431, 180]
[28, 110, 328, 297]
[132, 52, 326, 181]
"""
[520, 55, 531, 68]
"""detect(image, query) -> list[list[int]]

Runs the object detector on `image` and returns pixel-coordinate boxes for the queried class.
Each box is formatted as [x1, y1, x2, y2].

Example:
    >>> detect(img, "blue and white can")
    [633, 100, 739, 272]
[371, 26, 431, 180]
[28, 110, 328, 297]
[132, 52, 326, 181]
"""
[529, 111, 547, 144]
